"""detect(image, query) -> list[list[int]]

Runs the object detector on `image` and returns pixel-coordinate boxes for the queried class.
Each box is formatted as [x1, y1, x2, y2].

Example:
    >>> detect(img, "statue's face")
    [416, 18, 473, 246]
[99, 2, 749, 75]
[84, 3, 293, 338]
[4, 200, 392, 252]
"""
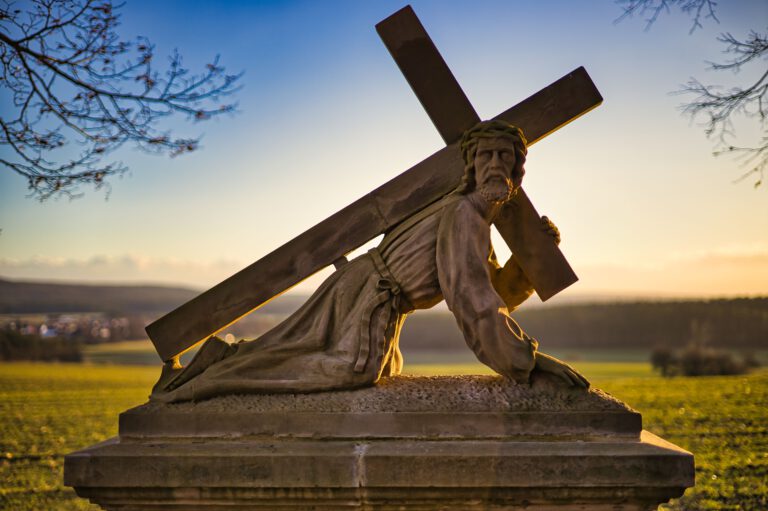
[473, 137, 522, 203]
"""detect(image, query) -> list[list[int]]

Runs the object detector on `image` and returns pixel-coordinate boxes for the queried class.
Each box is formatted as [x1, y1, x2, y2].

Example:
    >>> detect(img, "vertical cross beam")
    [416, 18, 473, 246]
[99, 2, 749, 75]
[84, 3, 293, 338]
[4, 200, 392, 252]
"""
[377, 5, 586, 300]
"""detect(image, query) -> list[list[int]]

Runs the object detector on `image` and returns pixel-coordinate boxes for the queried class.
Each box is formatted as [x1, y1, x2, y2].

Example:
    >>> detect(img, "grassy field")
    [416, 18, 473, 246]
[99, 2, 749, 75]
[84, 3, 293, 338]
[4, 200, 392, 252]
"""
[0, 364, 158, 510]
[82, 340, 663, 366]
[0, 360, 765, 510]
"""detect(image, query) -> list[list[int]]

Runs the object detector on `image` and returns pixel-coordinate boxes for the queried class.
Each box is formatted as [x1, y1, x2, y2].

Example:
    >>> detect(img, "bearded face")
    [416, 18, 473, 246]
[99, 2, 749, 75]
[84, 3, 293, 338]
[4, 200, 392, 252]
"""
[472, 137, 524, 205]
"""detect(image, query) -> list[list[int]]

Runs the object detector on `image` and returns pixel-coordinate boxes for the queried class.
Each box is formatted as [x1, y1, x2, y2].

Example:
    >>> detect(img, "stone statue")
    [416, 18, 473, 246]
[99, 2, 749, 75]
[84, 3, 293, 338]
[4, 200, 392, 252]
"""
[66, 12, 694, 509]
[151, 120, 589, 403]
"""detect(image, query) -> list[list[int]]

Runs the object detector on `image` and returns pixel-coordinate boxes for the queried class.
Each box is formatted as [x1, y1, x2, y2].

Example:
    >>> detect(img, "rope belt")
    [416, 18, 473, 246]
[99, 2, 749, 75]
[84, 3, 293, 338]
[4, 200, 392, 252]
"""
[352, 193, 461, 373]
[353, 248, 412, 373]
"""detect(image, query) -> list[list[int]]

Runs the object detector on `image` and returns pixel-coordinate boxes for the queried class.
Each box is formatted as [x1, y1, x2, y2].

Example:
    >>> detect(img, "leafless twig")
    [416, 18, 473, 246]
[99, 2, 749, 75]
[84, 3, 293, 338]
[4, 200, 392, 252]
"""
[0, 0, 241, 200]
[614, 0, 719, 33]
[615, 0, 767, 188]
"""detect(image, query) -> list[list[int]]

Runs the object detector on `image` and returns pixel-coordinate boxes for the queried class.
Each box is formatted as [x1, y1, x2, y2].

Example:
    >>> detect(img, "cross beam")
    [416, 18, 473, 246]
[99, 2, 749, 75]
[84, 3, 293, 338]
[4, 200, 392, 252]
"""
[145, 11, 603, 362]
[376, 5, 591, 307]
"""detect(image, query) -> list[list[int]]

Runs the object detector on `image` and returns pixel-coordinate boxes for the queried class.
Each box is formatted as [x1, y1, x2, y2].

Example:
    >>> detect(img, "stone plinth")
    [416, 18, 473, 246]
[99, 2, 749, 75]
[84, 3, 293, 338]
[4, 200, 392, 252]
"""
[64, 375, 694, 510]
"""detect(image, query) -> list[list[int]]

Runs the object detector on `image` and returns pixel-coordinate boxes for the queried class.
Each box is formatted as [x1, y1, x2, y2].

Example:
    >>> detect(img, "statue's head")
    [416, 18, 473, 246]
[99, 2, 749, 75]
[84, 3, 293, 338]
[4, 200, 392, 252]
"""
[457, 120, 527, 203]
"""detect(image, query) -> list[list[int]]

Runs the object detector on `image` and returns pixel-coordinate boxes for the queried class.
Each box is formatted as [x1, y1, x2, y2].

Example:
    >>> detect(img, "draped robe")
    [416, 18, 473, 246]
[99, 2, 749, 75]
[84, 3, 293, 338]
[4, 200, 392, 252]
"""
[154, 191, 538, 403]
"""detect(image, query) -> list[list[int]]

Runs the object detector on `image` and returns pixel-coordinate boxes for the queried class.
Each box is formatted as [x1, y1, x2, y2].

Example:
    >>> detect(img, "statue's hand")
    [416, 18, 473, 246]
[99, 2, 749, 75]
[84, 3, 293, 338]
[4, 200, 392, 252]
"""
[540, 216, 560, 245]
[534, 352, 589, 388]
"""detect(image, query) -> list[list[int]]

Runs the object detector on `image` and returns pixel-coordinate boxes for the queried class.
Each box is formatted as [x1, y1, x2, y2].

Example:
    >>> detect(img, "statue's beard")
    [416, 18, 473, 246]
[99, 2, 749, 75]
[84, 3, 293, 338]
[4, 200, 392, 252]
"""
[477, 178, 515, 205]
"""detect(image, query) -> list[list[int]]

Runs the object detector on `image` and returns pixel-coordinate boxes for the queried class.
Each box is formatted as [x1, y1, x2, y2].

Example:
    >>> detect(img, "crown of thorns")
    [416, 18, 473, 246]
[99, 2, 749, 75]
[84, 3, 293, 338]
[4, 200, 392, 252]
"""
[460, 120, 528, 165]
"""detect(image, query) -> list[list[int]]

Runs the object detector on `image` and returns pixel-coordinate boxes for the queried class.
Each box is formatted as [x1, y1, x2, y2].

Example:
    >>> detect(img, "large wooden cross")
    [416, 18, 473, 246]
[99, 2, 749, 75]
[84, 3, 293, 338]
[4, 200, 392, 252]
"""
[146, 5, 603, 362]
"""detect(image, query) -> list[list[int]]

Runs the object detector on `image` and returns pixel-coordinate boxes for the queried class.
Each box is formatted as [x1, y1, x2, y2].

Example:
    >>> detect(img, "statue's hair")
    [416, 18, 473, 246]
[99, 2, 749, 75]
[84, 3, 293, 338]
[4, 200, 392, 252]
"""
[456, 120, 528, 194]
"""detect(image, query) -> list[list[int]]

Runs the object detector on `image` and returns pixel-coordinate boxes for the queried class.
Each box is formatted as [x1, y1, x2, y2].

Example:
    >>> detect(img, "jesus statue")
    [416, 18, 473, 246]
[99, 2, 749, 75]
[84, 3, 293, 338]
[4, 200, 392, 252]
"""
[151, 120, 590, 403]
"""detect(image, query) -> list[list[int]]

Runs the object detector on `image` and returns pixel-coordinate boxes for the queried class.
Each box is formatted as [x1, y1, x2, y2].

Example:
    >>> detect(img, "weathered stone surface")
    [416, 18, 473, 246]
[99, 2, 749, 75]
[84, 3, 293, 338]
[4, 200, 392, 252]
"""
[64, 376, 694, 510]
[121, 375, 639, 440]
[137, 375, 632, 413]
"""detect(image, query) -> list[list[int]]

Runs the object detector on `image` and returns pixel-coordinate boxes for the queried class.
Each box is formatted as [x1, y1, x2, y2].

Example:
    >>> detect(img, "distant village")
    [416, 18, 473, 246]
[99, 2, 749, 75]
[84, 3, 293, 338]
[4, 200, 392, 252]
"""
[0, 308, 291, 363]
[1, 313, 148, 344]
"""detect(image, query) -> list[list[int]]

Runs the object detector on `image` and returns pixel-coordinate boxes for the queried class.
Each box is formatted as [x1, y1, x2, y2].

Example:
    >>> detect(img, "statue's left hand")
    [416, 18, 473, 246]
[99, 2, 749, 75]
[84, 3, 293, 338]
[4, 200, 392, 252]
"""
[534, 352, 589, 388]
[540, 216, 560, 245]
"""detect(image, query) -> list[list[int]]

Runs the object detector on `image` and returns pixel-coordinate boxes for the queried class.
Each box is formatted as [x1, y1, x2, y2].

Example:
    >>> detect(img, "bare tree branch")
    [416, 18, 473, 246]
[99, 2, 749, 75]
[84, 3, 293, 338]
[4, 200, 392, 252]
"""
[0, 0, 242, 200]
[615, 0, 767, 189]
[614, 0, 719, 33]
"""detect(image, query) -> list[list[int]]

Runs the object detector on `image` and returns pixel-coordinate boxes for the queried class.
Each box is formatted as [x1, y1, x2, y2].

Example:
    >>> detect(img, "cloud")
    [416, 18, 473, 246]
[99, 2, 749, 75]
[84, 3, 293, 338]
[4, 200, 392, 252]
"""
[0, 255, 242, 289]
[575, 248, 768, 297]
[2, 247, 766, 299]
[0, 254, 336, 292]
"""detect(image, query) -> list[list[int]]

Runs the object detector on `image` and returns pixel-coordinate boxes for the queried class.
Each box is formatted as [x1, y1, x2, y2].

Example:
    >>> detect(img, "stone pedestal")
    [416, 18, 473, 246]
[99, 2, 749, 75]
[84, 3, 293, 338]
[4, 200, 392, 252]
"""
[65, 375, 694, 510]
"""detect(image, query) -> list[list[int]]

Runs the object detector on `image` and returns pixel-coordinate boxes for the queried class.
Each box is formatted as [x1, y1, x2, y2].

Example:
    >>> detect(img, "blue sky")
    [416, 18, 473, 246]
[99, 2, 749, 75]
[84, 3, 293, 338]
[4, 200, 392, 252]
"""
[1, 0, 767, 298]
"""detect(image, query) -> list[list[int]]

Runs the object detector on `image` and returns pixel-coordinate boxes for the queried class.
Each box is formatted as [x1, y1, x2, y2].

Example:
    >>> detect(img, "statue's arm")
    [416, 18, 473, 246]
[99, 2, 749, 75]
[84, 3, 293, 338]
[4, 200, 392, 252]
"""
[436, 201, 537, 384]
[489, 214, 561, 310]
[489, 252, 534, 312]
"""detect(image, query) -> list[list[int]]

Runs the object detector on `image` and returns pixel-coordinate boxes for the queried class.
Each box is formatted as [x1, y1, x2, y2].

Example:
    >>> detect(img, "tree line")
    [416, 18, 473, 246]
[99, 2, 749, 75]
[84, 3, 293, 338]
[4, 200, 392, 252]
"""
[0, 328, 82, 362]
[400, 298, 768, 352]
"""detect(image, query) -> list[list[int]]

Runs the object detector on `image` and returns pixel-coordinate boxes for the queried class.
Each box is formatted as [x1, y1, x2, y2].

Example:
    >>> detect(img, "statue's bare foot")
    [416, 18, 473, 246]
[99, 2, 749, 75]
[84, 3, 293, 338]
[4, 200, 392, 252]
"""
[151, 336, 237, 398]
[150, 359, 183, 397]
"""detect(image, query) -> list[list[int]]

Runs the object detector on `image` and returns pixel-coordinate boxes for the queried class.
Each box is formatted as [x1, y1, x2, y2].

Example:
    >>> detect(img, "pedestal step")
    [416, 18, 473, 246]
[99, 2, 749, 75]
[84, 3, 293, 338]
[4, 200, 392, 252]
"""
[64, 376, 694, 510]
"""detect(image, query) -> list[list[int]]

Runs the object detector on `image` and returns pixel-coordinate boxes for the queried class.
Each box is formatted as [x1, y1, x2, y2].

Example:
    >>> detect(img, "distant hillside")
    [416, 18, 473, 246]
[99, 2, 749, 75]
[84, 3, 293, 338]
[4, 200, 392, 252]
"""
[516, 298, 768, 350]
[0, 278, 199, 314]
[400, 297, 768, 352]
[0, 277, 309, 315]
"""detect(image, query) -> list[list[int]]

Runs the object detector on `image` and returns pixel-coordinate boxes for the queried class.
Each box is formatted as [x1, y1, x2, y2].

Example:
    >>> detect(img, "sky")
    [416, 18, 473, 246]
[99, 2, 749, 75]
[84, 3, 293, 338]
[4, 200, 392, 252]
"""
[1, 0, 767, 300]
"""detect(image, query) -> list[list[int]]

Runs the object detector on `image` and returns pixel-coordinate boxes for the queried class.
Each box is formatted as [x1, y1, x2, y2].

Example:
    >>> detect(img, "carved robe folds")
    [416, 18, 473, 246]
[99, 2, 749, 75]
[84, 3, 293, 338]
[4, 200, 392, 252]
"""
[155, 193, 538, 403]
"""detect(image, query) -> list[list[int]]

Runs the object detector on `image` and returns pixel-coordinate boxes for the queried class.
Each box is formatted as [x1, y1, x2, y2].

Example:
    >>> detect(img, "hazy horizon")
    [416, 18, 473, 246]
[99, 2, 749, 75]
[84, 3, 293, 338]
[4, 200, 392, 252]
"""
[2, 273, 765, 307]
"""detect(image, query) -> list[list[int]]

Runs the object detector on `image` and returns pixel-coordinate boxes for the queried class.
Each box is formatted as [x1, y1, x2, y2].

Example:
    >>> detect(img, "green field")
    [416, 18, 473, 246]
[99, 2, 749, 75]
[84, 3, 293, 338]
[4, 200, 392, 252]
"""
[82, 340, 666, 366]
[1, 361, 766, 510]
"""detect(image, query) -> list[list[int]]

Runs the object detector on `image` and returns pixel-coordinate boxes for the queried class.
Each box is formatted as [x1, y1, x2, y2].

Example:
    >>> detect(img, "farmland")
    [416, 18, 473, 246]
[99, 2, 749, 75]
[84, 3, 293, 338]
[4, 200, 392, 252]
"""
[0, 360, 766, 510]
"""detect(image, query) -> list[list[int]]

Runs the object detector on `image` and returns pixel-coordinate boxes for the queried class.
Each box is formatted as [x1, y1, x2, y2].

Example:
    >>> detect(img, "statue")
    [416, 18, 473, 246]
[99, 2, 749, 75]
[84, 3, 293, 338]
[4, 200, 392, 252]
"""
[142, 10, 602, 369]
[151, 120, 589, 403]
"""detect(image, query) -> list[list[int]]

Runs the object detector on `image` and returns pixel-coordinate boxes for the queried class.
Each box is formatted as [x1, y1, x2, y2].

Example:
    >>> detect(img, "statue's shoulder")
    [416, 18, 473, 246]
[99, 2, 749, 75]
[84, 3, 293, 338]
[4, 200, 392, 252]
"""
[409, 192, 467, 226]
[442, 193, 483, 224]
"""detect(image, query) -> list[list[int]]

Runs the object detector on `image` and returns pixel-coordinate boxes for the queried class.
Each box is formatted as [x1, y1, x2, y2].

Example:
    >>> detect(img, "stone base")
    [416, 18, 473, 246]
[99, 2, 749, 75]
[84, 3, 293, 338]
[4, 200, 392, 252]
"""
[65, 375, 694, 510]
